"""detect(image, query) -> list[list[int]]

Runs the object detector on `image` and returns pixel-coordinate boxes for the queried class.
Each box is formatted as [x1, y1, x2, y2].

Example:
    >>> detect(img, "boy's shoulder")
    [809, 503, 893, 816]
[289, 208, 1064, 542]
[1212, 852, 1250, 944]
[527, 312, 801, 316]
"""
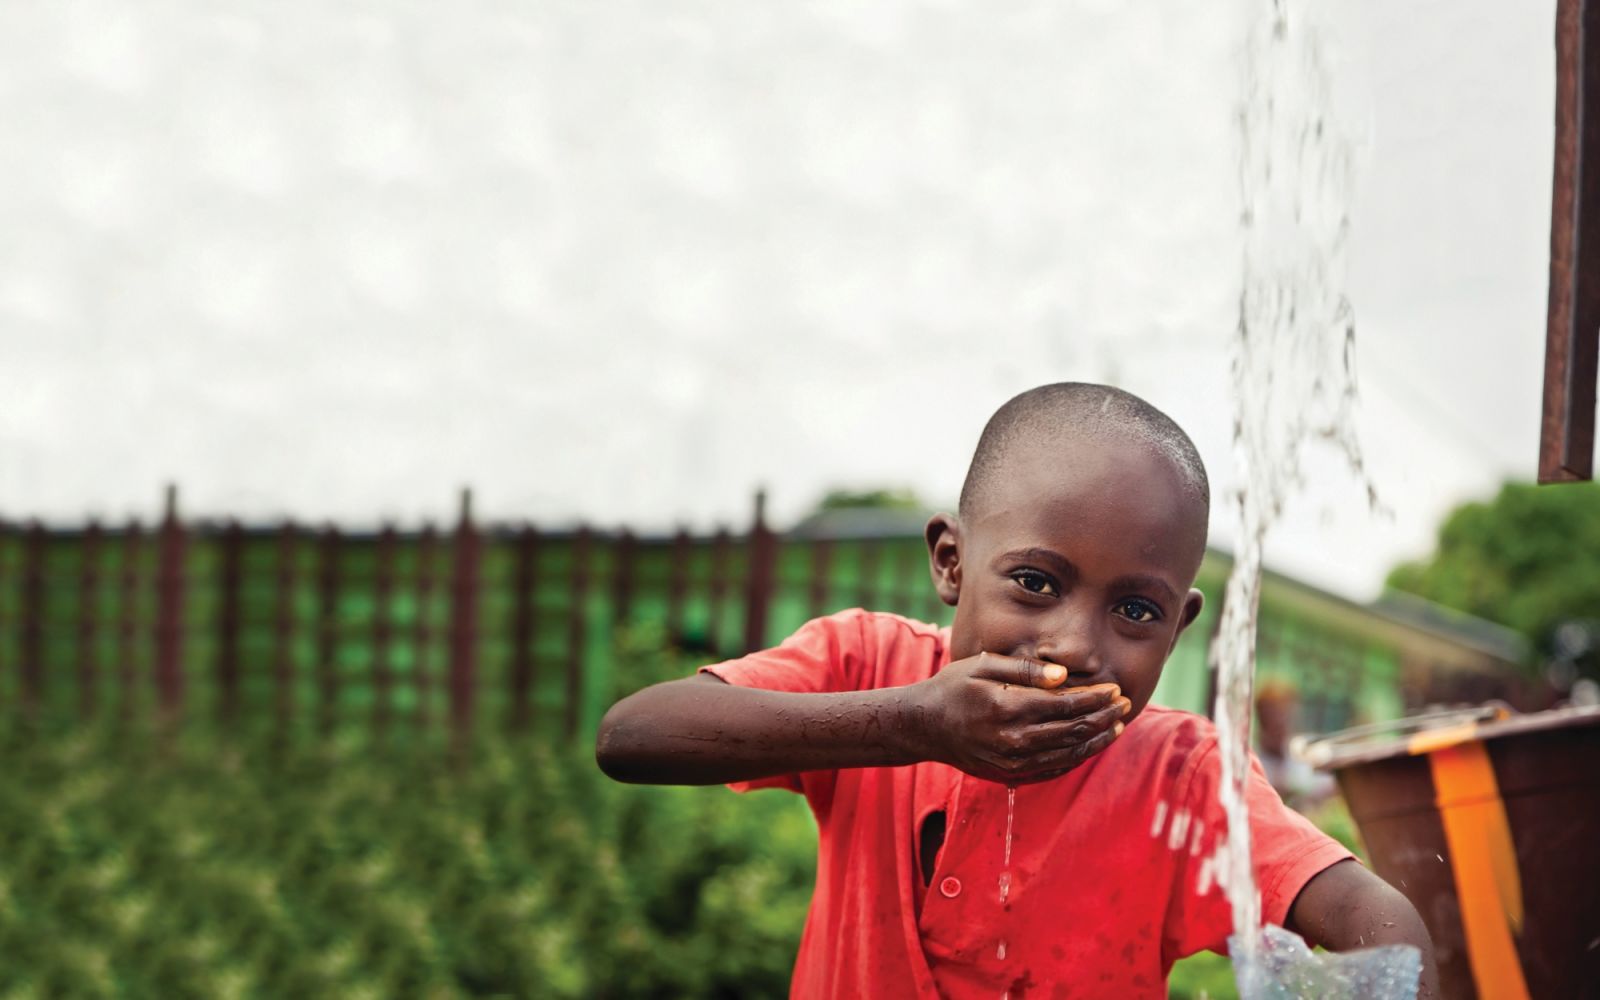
[787, 609, 949, 685]
[1114, 704, 1224, 781]
[797, 608, 948, 647]
[1128, 703, 1218, 743]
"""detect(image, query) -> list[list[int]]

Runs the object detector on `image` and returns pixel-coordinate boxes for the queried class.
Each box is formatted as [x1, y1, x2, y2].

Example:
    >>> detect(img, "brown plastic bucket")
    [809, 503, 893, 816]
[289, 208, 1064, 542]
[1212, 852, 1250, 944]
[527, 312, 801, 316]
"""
[1301, 705, 1600, 1000]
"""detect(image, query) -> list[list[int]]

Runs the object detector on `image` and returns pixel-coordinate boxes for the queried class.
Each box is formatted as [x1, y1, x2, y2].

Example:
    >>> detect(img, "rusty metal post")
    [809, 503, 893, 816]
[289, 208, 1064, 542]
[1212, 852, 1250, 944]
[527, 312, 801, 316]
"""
[612, 528, 637, 625]
[372, 523, 397, 736]
[153, 486, 186, 722]
[19, 521, 45, 719]
[447, 489, 480, 748]
[273, 522, 298, 738]
[742, 490, 778, 654]
[509, 523, 540, 732]
[118, 519, 145, 722]
[707, 527, 730, 652]
[78, 519, 102, 718]
[564, 526, 593, 739]
[666, 526, 691, 636]
[808, 537, 834, 619]
[413, 523, 438, 731]
[217, 519, 244, 725]
[855, 538, 881, 611]
[1544, 0, 1600, 482]
[315, 524, 341, 736]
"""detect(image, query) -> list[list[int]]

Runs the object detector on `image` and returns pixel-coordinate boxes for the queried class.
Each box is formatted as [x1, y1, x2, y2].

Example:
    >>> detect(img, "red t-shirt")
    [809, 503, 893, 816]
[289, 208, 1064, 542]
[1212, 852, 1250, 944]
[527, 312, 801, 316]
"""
[702, 609, 1353, 999]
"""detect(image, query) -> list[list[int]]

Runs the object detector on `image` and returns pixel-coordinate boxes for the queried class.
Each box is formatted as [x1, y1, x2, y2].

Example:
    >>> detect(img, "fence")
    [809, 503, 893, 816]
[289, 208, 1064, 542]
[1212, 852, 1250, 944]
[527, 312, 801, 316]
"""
[0, 488, 947, 744]
[4, 485, 1528, 749]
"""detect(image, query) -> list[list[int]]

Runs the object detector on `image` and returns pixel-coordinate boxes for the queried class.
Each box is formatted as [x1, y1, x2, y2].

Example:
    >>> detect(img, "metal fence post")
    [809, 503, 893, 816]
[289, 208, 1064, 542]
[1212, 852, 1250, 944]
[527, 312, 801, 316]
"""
[316, 524, 342, 736]
[564, 526, 591, 739]
[19, 521, 45, 719]
[217, 519, 244, 724]
[510, 523, 540, 733]
[743, 489, 776, 654]
[153, 486, 186, 723]
[372, 523, 397, 736]
[448, 489, 480, 749]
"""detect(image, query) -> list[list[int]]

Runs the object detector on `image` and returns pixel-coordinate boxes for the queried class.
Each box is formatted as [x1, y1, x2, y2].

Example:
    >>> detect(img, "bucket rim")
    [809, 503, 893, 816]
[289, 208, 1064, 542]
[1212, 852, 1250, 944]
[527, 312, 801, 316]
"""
[1298, 703, 1600, 770]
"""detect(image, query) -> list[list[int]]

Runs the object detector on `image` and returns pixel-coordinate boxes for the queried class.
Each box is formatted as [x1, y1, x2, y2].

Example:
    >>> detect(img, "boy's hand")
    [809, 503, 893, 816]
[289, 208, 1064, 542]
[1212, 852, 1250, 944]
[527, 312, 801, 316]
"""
[907, 652, 1131, 784]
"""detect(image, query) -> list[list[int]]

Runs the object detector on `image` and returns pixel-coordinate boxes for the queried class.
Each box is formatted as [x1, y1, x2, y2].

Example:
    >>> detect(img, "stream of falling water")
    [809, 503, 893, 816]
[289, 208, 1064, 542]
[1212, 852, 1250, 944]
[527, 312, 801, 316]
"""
[1219, 0, 1365, 951]
[1218, 1, 1420, 997]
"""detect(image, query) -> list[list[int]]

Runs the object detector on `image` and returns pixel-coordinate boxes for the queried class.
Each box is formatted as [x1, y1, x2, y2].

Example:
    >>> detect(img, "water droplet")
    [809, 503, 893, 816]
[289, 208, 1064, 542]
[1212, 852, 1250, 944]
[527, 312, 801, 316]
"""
[1003, 786, 1016, 868]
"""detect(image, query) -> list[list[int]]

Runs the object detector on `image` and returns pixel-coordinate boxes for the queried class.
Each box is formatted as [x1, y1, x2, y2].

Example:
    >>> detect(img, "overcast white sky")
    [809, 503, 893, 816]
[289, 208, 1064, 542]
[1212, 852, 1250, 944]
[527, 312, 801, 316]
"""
[0, 0, 1567, 601]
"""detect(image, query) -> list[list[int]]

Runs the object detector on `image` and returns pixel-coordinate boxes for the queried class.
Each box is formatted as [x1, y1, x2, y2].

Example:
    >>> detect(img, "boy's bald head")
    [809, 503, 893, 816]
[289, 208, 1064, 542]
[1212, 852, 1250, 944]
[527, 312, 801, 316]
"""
[958, 383, 1209, 524]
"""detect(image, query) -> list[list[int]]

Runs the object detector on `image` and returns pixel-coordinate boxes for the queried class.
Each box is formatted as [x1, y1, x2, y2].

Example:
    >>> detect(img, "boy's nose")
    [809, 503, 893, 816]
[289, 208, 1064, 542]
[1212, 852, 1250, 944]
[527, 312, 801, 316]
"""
[1034, 616, 1100, 675]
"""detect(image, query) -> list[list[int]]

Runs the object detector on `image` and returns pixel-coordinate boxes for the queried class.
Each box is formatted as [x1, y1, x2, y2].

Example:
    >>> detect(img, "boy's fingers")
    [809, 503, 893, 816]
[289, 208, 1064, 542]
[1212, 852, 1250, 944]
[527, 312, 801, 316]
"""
[1023, 683, 1121, 721]
[969, 653, 1062, 689]
[1021, 701, 1124, 748]
[1025, 725, 1121, 774]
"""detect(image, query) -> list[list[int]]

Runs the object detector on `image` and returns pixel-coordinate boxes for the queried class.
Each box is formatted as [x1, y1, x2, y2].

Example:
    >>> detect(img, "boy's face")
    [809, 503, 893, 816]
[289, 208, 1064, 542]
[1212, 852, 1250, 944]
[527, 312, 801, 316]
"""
[926, 431, 1206, 724]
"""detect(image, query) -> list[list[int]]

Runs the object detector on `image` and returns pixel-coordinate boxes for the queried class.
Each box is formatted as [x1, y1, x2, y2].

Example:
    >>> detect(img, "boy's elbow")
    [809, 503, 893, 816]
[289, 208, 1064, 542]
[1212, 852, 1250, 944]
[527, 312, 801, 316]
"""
[596, 685, 693, 783]
[1366, 885, 1438, 998]
[597, 674, 734, 784]
[1289, 860, 1438, 996]
[594, 698, 647, 783]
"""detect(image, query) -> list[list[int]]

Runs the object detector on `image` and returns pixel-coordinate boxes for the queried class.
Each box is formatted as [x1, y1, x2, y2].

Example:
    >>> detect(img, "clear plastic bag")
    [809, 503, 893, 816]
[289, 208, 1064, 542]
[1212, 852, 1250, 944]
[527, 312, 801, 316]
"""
[1229, 924, 1421, 1000]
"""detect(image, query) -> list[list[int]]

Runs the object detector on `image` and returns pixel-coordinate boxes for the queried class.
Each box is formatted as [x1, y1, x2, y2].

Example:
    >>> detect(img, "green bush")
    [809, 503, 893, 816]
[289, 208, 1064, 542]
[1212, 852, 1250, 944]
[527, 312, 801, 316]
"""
[0, 628, 816, 999]
[0, 625, 1363, 998]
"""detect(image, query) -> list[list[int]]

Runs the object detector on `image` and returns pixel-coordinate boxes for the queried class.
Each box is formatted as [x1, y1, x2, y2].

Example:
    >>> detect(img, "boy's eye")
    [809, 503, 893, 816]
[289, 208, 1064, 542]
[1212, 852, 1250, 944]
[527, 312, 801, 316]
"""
[1114, 599, 1161, 624]
[1010, 570, 1058, 597]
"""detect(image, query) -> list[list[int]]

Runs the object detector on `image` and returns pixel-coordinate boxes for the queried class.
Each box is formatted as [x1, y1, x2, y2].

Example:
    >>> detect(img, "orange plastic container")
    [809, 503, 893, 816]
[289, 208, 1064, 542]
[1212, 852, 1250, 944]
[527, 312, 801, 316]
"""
[1302, 705, 1600, 1000]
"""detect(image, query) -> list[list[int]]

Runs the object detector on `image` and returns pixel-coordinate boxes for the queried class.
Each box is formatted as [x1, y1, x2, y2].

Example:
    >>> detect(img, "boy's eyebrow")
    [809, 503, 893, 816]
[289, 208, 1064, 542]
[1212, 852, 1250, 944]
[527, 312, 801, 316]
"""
[1108, 573, 1180, 606]
[996, 547, 1075, 574]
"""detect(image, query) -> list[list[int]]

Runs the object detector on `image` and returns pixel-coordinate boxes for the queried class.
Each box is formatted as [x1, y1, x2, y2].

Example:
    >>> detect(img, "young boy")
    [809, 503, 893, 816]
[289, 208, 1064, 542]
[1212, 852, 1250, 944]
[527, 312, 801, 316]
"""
[597, 383, 1437, 998]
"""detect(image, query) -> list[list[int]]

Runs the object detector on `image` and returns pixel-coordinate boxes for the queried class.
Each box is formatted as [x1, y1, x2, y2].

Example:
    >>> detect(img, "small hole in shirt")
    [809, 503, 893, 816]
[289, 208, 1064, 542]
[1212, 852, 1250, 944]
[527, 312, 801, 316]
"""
[920, 809, 947, 887]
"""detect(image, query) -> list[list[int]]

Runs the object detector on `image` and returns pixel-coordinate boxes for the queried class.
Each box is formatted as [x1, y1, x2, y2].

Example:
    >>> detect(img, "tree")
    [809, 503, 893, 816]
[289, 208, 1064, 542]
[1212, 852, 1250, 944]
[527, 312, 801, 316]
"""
[814, 487, 927, 512]
[1387, 481, 1600, 677]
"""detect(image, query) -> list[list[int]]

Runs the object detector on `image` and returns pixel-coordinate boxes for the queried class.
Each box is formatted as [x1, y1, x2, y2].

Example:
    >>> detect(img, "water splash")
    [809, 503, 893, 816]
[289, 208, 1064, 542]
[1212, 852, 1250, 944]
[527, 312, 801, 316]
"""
[1216, 1, 1411, 996]
[1231, 925, 1421, 999]
[996, 785, 1015, 994]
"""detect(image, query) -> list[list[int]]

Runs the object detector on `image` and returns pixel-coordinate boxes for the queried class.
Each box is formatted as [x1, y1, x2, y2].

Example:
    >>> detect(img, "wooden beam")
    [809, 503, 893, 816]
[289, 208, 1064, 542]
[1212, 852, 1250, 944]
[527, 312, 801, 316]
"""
[1543, 0, 1600, 482]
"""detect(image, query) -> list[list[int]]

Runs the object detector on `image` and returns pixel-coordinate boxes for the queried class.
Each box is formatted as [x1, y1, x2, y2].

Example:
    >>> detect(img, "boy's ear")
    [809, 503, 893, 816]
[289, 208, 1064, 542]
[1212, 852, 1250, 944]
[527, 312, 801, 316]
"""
[1167, 589, 1205, 655]
[924, 513, 962, 607]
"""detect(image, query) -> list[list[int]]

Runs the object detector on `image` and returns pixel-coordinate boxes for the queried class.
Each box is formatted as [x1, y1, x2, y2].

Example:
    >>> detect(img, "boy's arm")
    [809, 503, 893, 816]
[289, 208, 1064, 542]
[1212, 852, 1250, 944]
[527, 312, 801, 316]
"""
[595, 653, 1128, 786]
[1285, 859, 1440, 998]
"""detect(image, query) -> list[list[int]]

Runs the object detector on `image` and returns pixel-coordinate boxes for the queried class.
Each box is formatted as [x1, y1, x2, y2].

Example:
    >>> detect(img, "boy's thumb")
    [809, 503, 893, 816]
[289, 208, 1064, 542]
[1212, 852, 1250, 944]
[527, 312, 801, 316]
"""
[970, 653, 1068, 689]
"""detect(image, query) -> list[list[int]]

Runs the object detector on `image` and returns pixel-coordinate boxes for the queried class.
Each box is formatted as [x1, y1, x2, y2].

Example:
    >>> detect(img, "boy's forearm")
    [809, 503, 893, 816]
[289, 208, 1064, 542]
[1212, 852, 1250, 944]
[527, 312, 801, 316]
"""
[1287, 859, 1440, 998]
[595, 675, 929, 785]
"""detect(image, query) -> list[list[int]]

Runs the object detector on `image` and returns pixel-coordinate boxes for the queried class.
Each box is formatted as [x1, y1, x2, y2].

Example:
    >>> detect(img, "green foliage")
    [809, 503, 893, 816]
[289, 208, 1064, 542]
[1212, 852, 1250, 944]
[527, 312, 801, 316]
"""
[814, 487, 927, 512]
[1386, 481, 1600, 670]
[0, 632, 817, 999]
[1168, 950, 1239, 999]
